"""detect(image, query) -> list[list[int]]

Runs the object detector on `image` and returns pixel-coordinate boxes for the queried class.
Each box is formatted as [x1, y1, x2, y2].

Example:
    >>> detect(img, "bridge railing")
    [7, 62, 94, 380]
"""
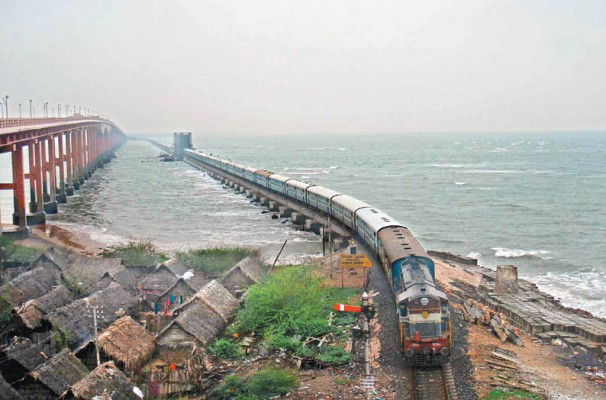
[0, 116, 103, 129]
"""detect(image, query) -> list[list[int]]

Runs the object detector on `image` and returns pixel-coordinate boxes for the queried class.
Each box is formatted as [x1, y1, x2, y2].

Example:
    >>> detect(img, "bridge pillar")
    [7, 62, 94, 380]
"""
[268, 201, 279, 212]
[27, 139, 46, 225]
[279, 206, 292, 218]
[290, 212, 306, 225]
[56, 133, 67, 203]
[304, 219, 323, 234]
[28, 141, 37, 213]
[43, 136, 58, 214]
[11, 144, 28, 231]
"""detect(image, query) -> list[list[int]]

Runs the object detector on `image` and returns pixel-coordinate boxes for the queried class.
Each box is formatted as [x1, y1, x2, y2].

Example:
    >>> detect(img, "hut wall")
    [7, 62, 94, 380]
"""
[221, 269, 255, 296]
[157, 281, 196, 307]
[157, 325, 196, 349]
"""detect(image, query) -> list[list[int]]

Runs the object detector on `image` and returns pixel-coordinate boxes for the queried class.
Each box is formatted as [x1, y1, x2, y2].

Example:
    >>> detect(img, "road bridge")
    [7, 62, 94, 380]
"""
[0, 117, 126, 236]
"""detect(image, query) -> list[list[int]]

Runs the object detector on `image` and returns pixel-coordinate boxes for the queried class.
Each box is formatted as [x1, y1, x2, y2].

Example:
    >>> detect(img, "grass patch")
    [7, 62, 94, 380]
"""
[485, 389, 543, 399]
[175, 246, 260, 276]
[234, 265, 357, 366]
[211, 367, 298, 400]
[0, 236, 44, 265]
[208, 338, 243, 360]
[100, 240, 168, 267]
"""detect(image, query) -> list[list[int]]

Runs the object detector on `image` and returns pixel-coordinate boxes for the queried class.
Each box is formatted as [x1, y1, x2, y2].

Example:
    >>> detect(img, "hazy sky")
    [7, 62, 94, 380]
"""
[1, 0, 605, 134]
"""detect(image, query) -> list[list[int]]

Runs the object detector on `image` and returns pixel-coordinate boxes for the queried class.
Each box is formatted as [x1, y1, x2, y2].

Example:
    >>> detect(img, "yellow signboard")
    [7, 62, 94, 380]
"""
[339, 254, 372, 268]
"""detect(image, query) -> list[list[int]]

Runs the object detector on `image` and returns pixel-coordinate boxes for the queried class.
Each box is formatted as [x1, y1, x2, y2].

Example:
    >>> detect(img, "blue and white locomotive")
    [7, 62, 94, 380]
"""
[184, 149, 451, 366]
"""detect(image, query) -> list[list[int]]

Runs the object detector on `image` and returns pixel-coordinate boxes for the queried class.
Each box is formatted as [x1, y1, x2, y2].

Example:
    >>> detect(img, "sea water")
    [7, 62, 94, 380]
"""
[1, 132, 604, 317]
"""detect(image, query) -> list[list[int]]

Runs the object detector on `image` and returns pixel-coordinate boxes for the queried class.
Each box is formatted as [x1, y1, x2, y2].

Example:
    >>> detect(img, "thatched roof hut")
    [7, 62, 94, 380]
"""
[0, 373, 23, 400]
[65, 361, 139, 400]
[221, 256, 265, 297]
[156, 280, 239, 348]
[139, 264, 180, 297]
[1, 336, 47, 371]
[15, 285, 74, 329]
[96, 316, 155, 372]
[0, 266, 61, 308]
[62, 256, 125, 290]
[28, 348, 89, 397]
[48, 283, 138, 349]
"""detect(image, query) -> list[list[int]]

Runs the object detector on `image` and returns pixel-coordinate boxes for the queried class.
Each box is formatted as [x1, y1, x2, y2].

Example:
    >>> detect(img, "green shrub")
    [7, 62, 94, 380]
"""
[176, 247, 260, 276]
[100, 240, 167, 267]
[211, 368, 298, 400]
[246, 368, 298, 398]
[485, 389, 543, 399]
[267, 333, 303, 353]
[209, 339, 242, 360]
[316, 346, 352, 365]
[0, 236, 16, 264]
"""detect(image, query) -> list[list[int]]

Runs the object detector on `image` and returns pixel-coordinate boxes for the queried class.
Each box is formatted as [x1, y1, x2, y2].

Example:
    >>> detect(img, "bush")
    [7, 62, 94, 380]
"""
[267, 333, 303, 353]
[211, 368, 298, 400]
[316, 346, 352, 365]
[209, 339, 242, 360]
[100, 240, 168, 267]
[236, 266, 354, 338]
[176, 247, 260, 276]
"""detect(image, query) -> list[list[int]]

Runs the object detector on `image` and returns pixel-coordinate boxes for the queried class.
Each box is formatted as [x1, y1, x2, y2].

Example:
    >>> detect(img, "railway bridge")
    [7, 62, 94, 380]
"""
[0, 117, 126, 236]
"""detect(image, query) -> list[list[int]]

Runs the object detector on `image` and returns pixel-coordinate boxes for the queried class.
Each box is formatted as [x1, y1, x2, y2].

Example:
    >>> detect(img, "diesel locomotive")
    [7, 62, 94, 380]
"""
[184, 149, 451, 365]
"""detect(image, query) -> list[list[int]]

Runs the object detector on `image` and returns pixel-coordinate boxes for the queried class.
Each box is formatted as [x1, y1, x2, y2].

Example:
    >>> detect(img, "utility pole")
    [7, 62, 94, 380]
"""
[29, 99, 32, 118]
[86, 302, 104, 367]
[2, 95, 8, 118]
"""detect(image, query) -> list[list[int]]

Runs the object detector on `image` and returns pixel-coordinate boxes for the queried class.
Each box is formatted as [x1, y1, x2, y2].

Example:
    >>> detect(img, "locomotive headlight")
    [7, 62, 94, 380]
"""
[441, 347, 450, 356]
[421, 311, 429, 318]
[420, 297, 429, 306]
[405, 349, 414, 357]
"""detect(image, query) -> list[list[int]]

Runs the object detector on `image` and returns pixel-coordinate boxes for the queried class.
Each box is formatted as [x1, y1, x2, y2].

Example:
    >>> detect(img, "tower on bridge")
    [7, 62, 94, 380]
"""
[173, 132, 192, 161]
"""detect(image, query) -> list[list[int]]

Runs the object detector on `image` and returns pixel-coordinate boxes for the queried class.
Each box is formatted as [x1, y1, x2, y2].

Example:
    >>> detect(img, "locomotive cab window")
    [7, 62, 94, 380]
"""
[398, 303, 407, 317]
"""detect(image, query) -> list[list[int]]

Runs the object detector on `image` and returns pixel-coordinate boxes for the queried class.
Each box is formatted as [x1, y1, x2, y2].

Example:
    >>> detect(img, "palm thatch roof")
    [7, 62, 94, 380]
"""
[67, 361, 139, 400]
[29, 348, 89, 396]
[0, 373, 23, 400]
[0, 266, 61, 308]
[1, 336, 47, 371]
[158, 280, 239, 346]
[15, 285, 74, 329]
[221, 256, 265, 295]
[96, 316, 155, 372]
[139, 265, 180, 295]
[48, 283, 138, 348]
[62, 257, 125, 290]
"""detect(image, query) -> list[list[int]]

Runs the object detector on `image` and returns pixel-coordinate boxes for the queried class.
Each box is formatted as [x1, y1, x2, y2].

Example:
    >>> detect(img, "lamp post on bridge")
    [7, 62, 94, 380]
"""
[58, 104, 61, 118]
[2, 95, 8, 118]
[29, 99, 32, 118]
[43, 102, 48, 118]
[19, 103, 22, 119]
[0, 103, 3, 118]
[66, 104, 69, 117]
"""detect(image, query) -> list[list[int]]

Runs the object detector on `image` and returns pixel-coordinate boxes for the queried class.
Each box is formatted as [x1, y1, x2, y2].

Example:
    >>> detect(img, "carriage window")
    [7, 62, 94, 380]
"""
[399, 304, 407, 317]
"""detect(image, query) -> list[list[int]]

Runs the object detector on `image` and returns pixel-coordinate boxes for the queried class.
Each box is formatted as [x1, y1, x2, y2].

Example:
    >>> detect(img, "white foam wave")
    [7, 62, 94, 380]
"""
[463, 169, 524, 174]
[492, 247, 552, 259]
[466, 252, 481, 260]
[454, 182, 467, 185]
[530, 269, 606, 318]
[301, 147, 327, 150]
[329, 166, 338, 169]
[337, 147, 346, 151]
[288, 172, 320, 176]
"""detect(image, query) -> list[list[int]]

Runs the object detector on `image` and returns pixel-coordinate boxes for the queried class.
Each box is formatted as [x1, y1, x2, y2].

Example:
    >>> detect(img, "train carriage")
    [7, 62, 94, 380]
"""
[244, 166, 257, 182]
[331, 194, 371, 230]
[285, 179, 312, 203]
[268, 174, 289, 195]
[306, 186, 341, 215]
[254, 170, 273, 188]
[354, 208, 400, 253]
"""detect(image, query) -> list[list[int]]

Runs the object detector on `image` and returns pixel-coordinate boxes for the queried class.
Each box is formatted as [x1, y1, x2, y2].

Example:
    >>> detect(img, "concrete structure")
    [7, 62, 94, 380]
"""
[172, 132, 192, 160]
[495, 265, 519, 294]
[0, 117, 125, 235]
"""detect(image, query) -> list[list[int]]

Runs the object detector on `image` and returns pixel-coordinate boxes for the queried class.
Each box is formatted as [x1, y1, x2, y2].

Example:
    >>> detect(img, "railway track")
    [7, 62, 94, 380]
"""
[412, 363, 458, 400]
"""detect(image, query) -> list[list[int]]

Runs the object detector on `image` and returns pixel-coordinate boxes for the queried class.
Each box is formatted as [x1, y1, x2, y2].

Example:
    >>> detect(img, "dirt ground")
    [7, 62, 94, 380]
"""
[435, 258, 606, 400]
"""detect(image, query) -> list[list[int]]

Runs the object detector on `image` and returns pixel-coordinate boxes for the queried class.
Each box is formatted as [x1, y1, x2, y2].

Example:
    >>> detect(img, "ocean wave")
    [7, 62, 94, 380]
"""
[466, 252, 482, 260]
[530, 269, 606, 318]
[454, 182, 467, 185]
[462, 169, 524, 174]
[288, 172, 320, 176]
[492, 247, 552, 259]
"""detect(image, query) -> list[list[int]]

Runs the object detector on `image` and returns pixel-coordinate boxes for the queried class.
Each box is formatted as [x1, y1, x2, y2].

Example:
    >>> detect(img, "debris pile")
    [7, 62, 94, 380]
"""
[463, 299, 524, 346]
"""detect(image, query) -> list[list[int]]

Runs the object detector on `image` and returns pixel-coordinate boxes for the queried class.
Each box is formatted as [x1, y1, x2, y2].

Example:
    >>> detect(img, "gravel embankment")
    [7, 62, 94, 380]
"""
[450, 308, 477, 400]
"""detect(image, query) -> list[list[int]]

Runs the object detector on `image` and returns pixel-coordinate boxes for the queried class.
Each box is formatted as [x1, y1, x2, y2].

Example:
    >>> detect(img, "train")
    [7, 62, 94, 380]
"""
[184, 149, 451, 366]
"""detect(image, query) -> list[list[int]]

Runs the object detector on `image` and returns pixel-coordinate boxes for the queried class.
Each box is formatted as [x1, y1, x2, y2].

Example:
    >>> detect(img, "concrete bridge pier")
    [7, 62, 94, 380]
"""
[305, 219, 323, 234]
[268, 201, 280, 212]
[245, 190, 253, 198]
[290, 212, 306, 225]
[279, 206, 293, 218]
[259, 197, 269, 207]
